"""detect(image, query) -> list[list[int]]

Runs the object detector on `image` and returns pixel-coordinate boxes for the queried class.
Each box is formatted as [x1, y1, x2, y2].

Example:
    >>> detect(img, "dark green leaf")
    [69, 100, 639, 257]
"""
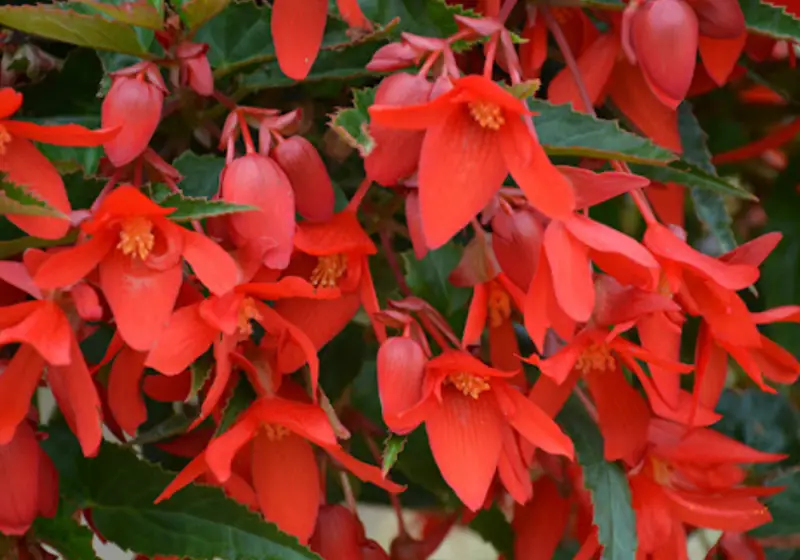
[751, 471, 800, 538]
[173, 151, 225, 199]
[741, 0, 800, 42]
[632, 160, 756, 200]
[0, 5, 151, 56]
[0, 176, 68, 218]
[402, 243, 471, 318]
[330, 87, 377, 156]
[33, 507, 97, 560]
[38, 143, 104, 176]
[469, 507, 515, 559]
[559, 399, 637, 560]
[127, 411, 195, 446]
[41, 428, 320, 560]
[174, 0, 230, 30]
[678, 102, 738, 253]
[382, 434, 407, 476]
[359, 0, 469, 37]
[215, 376, 257, 436]
[189, 357, 213, 402]
[71, 0, 164, 29]
[0, 231, 77, 260]
[160, 193, 256, 221]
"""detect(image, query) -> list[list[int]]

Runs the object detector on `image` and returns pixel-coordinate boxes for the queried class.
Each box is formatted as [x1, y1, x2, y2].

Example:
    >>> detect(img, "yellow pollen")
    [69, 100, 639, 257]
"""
[574, 343, 616, 375]
[237, 297, 262, 337]
[263, 423, 290, 442]
[487, 283, 511, 328]
[468, 101, 505, 130]
[0, 125, 11, 155]
[448, 371, 491, 399]
[117, 216, 155, 260]
[311, 254, 347, 288]
[651, 458, 672, 485]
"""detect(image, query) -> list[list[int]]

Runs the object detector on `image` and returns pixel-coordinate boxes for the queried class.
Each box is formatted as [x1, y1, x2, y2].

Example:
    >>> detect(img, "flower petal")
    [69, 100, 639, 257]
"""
[548, 32, 619, 111]
[377, 337, 427, 433]
[102, 77, 162, 167]
[0, 346, 44, 445]
[0, 422, 42, 535]
[4, 121, 120, 147]
[562, 166, 651, 209]
[699, 33, 747, 86]
[145, 303, 218, 375]
[108, 346, 148, 436]
[272, 136, 335, 222]
[33, 232, 114, 290]
[0, 301, 71, 366]
[181, 229, 240, 295]
[544, 220, 594, 322]
[272, 0, 328, 81]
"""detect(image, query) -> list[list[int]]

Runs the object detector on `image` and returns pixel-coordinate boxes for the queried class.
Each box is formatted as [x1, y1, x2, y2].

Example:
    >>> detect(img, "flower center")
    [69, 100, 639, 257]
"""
[117, 216, 155, 260]
[448, 371, 491, 399]
[237, 296, 262, 337]
[650, 457, 672, 485]
[263, 423, 290, 442]
[574, 343, 616, 375]
[311, 254, 347, 288]
[0, 125, 11, 155]
[487, 282, 511, 327]
[468, 101, 505, 130]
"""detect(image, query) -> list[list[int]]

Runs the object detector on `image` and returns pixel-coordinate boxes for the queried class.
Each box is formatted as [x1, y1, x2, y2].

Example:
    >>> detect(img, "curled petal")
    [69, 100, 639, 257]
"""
[378, 337, 427, 433]
[102, 77, 163, 167]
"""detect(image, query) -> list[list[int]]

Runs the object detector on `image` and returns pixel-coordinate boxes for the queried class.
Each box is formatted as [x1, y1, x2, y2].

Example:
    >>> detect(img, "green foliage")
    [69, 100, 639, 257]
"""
[402, 243, 471, 319]
[175, 0, 231, 30]
[330, 87, 378, 156]
[33, 507, 98, 560]
[741, 0, 800, 41]
[173, 151, 225, 199]
[382, 433, 407, 476]
[469, 507, 515, 560]
[159, 192, 257, 221]
[0, 176, 68, 218]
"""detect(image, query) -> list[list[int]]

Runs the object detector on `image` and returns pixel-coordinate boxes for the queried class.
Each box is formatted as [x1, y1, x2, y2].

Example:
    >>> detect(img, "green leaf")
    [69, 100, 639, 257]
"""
[215, 376, 257, 436]
[529, 99, 677, 165]
[559, 399, 637, 560]
[0, 5, 151, 57]
[468, 507, 515, 560]
[751, 471, 800, 538]
[330, 87, 377, 157]
[741, 0, 800, 42]
[382, 434, 407, 476]
[127, 411, 194, 446]
[402, 243, 471, 318]
[0, 231, 78, 260]
[631, 160, 756, 200]
[174, 0, 230, 30]
[189, 357, 213, 401]
[359, 0, 467, 37]
[160, 193, 256, 221]
[33, 507, 98, 560]
[71, 0, 164, 30]
[37, 143, 104, 176]
[41, 429, 320, 560]
[0, 177, 68, 218]
[173, 151, 225, 199]
[678, 102, 738, 254]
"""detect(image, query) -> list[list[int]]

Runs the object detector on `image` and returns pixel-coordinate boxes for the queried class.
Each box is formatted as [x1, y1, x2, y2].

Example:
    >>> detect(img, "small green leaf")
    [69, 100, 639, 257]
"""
[189, 357, 213, 402]
[0, 176, 68, 218]
[559, 399, 637, 560]
[37, 143, 104, 176]
[215, 376, 257, 436]
[127, 412, 195, 446]
[160, 193, 256, 221]
[382, 434, 407, 476]
[330, 87, 378, 156]
[175, 0, 230, 30]
[678, 102, 738, 253]
[0, 231, 78, 260]
[469, 507, 515, 559]
[173, 151, 225, 199]
[71, 0, 164, 30]
[33, 507, 98, 560]
[0, 5, 151, 56]
[742, 0, 800, 42]
[402, 243, 471, 318]
[41, 428, 321, 560]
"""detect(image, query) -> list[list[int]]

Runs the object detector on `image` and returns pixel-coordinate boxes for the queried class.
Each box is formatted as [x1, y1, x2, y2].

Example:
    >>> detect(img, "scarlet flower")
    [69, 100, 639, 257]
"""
[155, 396, 403, 543]
[512, 476, 572, 560]
[518, 7, 597, 79]
[102, 63, 166, 167]
[369, 74, 575, 248]
[272, 135, 335, 223]
[0, 250, 103, 456]
[32, 186, 240, 352]
[175, 42, 214, 97]
[0, 420, 58, 535]
[272, 210, 385, 373]
[221, 152, 296, 270]
[310, 505, 389, 560]
[378, 345, 573, 510]
[629, 419, 781, 558]
[272, 0, 372, 80]
[0, 88, 119, 239]
[490, 204, 543, 292]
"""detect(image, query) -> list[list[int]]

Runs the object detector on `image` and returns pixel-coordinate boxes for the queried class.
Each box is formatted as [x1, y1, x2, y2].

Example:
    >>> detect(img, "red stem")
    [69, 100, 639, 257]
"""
[712, 117, 800, 165]
[236, 109, 256, 154]
[347, 177, 373, 212]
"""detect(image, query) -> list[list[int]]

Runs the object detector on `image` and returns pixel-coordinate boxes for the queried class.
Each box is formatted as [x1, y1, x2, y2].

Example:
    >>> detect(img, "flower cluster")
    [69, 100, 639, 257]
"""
[0, 0, 797, 558]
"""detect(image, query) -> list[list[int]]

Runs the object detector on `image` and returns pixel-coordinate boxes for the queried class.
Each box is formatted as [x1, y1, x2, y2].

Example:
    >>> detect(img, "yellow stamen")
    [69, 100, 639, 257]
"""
[237, 297, 262, 337]
[0, 125, 12, 155]
[448, 371, 491, 399]
[650, 457, 672, 485]
[117, 216, 155, 260]
[311, 254, 347, 288]
[468, 101, 505, 130]
[263, 423, 289, 442]
[574, 343, 616, 375]
[487, 282, 511, 328]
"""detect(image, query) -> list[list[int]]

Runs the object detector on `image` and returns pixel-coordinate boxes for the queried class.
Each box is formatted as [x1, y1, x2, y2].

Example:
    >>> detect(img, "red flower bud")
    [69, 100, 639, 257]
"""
[377, 336, 427, 434]
[309, 505, 365, 560]
[221, 153, 296, 270]
[365, 73, 433, 186]
[491, 206, 544, 291]
[272, 135, 335, 223]
[102, 72, 164, 167]
[177, 42, 214, 97]
[686, 0, 746, 38]
[632, 0, 698, 108]
[366, 42, 420, 72]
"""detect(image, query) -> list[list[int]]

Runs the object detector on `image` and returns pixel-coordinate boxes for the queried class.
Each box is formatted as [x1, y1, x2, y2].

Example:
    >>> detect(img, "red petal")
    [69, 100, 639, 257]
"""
[637, 312, 682, 409]
[425, 386, 503, 510]
[272, 136, 335, 222]
[405, 191, 428, 258]
[562, 167, 652, 209]
[752, 335, 800, 385]
[689, 0, 746, 38]
[108, 346, 148, 436]
[204, 409, 260, 483]
[325, 446, 405, 493]
[513, 476, 572, 560]
[694, 320, 729, 411]
[720, 231, 782, 267]
[0, 88, 22, 119]
[155, 454, 209, 503]
[99, 251, 182, 351]
[0, 422, 42, 535]
[4, 120, 119, 147]
[0, 301, 72, 366]
[655, 426, 785, 465]
[528, 368, 580, 419]
[369, 93, 455, 130]
[253, 398, 338, 449]
[378, 337, 427, 433]
[417, 109, 508, 249]
[102, 77, 162, 167]
[33, 232, 114, 290]
[544, 221, 594, 322]
[0, 346, 43, 445]
[190, 336, 233, 429]
[699, 33, 747, 86]
[251, 432, 321, 543]
[146, 303, 217, 375]
[498, 427, 532, 504]
[548, 33, 619, 111]
[272, 0, 328, 81]
[181, 230, 240, 295]
[491, 206, 543, 291]
[1, 137, 70, 239]
[310, 505, 364, 560]
[293, 211, 376, 256]
[665, 489, 772, 532]
[89, 185, 174, 223]
[336, 0, 370, 28]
